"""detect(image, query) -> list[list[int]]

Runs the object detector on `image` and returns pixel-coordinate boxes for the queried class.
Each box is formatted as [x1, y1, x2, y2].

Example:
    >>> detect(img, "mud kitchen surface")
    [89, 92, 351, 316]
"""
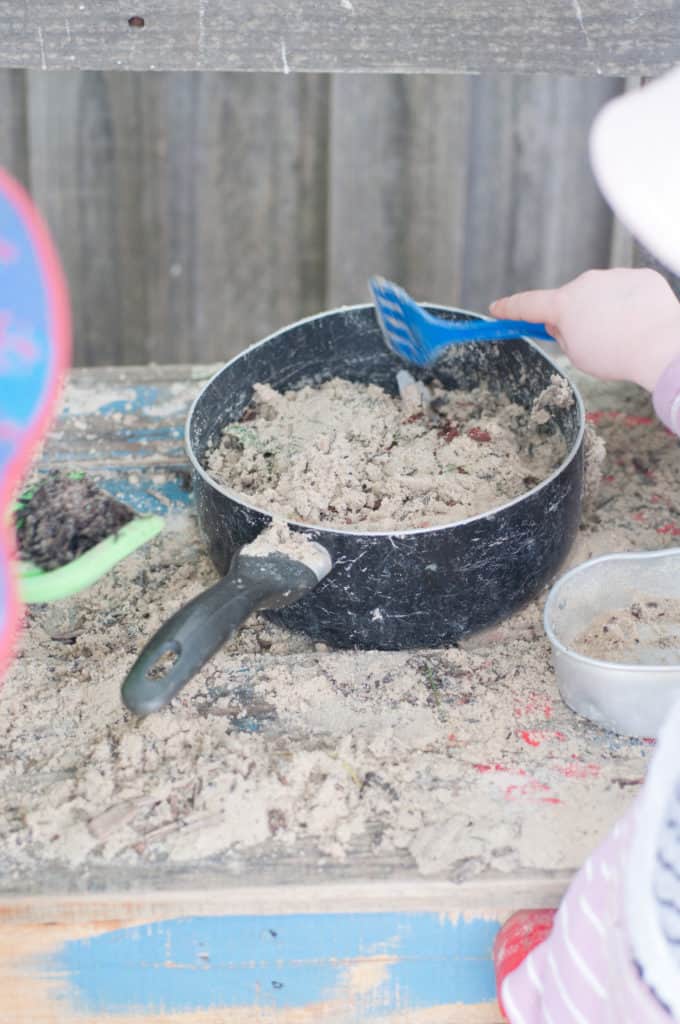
[0, 363, 676, 898]
[205, 375, 570, 531]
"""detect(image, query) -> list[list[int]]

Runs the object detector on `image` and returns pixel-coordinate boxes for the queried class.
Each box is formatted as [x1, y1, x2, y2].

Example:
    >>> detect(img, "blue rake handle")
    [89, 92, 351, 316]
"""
[412, 312, 554, 352]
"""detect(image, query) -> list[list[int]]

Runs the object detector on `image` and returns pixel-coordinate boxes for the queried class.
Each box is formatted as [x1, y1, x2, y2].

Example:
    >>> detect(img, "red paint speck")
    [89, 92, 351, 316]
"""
[517, 728, 567, 747]
[625, 414, 654, 426]
[558, 761, 601, 780]
[512, 695, 553, 721]
[505, 779, 562, 804]
[657, 524, 680, 536]
[468, 427, 492, 443]
[586, 410, 654, 427]
[439, 423, 460, 442]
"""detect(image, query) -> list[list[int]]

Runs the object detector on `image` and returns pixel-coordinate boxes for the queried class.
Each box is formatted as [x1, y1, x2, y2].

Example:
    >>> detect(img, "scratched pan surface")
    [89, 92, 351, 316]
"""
[188, 304, 585, 649]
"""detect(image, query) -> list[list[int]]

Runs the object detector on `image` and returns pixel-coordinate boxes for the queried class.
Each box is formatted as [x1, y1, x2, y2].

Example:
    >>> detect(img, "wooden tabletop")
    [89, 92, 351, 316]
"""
[1, 360, 678, 1023]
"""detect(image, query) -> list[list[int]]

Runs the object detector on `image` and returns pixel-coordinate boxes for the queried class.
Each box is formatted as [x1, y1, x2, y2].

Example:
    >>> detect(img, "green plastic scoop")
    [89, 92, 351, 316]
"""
[14, 475, 164, 604]
[18, 513, 163, 603]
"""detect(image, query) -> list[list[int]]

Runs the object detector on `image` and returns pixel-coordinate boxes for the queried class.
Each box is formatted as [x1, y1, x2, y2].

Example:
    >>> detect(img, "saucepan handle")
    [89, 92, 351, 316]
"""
[122, 552, 322, 716]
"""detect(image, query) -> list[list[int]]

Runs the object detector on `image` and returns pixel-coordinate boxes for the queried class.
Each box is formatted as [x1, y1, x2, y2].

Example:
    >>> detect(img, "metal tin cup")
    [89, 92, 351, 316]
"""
[544, 548, 680, 738]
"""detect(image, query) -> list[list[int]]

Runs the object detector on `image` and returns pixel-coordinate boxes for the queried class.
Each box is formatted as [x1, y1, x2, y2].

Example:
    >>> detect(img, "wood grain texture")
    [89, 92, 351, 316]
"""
[26, 71, 147, 365]
[0, 880, 560, 1023]
[459, 75, 623, 310]
[0, 71, 29, 186]
[0, 906, 505, 1022]
[3, 69, 634, 365]
[327, 75, 470, 308]
[23, 70, 329, 366]
[0, 1, 679, 74]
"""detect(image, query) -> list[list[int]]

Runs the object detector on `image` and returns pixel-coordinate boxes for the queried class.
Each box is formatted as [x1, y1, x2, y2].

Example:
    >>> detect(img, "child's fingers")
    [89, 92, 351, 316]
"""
[489, 289, 561, 326]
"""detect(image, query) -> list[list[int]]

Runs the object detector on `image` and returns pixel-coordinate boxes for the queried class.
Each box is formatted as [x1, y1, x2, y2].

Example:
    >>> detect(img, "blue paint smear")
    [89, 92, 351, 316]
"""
[97, 386, 160, 416]
[97, 479, 192, 515]
[66, 383, 190, 420]
[61, 385, 162, 417]
[47, 445, 187, 462]
[232, 715, 266, 733]
[115, 425, 183, 440]
[45, 912, 499, 1016]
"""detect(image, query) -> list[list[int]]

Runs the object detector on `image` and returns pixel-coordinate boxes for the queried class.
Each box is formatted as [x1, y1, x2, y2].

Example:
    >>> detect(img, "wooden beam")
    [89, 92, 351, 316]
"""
[0, 879, 566, 1023]
[0, 1, 678, 75]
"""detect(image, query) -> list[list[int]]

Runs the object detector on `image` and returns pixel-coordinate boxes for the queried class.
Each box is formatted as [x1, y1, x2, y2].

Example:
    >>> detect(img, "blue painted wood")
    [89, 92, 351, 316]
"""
[45, 912, 500, 1016]
[46, 376, 195, 468]
[97, 477, 192, 515]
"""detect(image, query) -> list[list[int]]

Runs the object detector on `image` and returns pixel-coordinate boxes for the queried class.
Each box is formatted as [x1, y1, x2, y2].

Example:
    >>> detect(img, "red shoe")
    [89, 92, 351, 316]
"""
[494, 909, 556, 1021]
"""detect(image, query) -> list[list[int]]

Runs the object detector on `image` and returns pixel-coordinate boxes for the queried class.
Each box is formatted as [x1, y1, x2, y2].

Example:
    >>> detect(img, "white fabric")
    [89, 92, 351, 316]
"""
[625, 695, 680, 1017]
[589, 68, 680, 277]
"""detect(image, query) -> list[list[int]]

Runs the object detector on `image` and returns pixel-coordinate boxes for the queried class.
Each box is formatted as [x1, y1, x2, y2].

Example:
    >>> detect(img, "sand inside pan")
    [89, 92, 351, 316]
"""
[206, 374, 572, 530]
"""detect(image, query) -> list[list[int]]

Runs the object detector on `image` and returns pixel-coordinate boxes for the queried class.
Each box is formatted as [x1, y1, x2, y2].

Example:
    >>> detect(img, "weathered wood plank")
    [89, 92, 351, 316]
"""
[327, 75, 626, 314]
[459, 75, 623, 311]
[0, 879, 565, 1023]
[327, 75, 470, 308]
[0, 1, 678, 75]
[0, 899, 509, 1022]
[4, 70, 632, 365]
[25, 71, 149, 365]
[0, 70, 29, 187]
[24, 71, 329, 365]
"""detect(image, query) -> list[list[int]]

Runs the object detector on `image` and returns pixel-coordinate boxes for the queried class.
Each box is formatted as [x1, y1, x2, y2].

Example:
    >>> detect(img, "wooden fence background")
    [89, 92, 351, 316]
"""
[0, 70, 630, 367]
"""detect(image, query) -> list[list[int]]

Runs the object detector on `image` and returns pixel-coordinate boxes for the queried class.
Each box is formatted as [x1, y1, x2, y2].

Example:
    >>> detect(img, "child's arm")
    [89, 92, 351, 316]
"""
[490, 268, 680, 397]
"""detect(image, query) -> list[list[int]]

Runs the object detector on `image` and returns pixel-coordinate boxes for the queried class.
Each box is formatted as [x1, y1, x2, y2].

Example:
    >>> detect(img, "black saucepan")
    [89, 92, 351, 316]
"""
[122, 305, 585, 714]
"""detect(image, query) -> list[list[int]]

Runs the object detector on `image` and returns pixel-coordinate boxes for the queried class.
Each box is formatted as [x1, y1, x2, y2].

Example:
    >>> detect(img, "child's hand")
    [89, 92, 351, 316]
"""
[489, 268, 680, 391]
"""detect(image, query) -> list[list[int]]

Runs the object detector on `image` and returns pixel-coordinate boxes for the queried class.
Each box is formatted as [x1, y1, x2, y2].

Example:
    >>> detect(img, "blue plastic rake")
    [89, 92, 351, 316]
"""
[369, 276, 555, 367]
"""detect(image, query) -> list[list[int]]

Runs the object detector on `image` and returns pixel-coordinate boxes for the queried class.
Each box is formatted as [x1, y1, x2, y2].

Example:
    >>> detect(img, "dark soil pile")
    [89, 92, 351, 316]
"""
[16, 472, 134, 570]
